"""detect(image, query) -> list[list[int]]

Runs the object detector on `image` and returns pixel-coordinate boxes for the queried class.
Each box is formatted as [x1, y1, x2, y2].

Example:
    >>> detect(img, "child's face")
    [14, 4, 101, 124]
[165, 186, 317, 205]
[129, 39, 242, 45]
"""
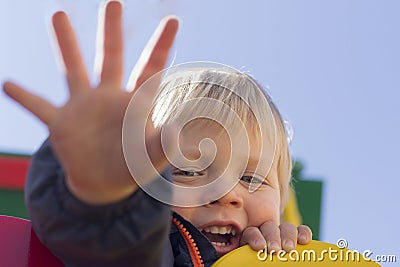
[172, 119, 281, 256]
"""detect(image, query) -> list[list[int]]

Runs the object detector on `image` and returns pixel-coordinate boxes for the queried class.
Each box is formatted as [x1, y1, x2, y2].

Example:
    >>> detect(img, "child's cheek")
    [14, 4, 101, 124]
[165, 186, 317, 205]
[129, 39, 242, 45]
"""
[246, 193, 280, 226]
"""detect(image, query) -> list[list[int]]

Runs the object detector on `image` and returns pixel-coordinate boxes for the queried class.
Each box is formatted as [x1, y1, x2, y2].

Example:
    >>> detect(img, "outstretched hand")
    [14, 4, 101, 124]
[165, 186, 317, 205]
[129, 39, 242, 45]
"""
[3, 1, 179, 204]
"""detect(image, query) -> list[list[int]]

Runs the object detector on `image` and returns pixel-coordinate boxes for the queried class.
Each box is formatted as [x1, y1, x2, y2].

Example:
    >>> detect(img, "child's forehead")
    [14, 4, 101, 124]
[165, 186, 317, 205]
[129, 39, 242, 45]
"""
[180, 118, 271, 142]
[179, 118, 275, 163]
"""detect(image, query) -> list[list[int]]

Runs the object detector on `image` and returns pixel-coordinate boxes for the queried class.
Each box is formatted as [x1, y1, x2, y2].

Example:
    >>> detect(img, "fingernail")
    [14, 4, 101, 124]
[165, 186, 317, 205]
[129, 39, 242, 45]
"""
[298, 234, 306, 242]
[268, 241, 280, 252]
[284, 239, 295, 250]
[255, 239, 266, 248]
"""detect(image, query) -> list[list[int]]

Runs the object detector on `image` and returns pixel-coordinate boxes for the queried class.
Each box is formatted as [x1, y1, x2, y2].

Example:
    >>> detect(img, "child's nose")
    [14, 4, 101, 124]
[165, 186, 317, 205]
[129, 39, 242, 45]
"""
[208, 187, 244, 208]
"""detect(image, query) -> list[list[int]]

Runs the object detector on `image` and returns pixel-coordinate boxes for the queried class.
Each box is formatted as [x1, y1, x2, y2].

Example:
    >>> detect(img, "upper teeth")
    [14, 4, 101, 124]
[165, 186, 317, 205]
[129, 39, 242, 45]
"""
[203, 225, 237, 236]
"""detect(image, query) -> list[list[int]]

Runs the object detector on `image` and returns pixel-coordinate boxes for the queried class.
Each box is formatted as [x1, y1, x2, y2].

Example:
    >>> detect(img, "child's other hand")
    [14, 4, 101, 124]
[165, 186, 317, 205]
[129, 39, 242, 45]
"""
[3, 2, 178, 204]
[239, 222, 312, 252]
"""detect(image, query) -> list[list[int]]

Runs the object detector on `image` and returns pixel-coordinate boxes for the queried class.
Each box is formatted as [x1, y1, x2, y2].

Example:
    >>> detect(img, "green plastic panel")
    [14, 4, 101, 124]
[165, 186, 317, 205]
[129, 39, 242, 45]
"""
[294, 179, 323, 240]
[0, 189, 29, 219]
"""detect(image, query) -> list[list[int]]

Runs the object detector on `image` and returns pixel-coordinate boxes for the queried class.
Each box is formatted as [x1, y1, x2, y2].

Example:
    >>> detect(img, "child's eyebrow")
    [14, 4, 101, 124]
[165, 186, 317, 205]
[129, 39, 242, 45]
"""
[244, 156, 272, 177]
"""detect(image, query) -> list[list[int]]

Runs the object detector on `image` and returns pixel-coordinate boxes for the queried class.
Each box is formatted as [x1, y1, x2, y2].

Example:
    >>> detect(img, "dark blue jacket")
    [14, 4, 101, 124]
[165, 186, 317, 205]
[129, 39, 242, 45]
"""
[26, 139, 219, 267]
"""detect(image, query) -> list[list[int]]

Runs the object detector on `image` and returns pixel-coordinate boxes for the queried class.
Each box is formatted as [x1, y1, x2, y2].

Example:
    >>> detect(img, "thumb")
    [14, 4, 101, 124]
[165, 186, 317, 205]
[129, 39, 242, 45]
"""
[240, 227, 267, 251]
[146, 123, 179, 174]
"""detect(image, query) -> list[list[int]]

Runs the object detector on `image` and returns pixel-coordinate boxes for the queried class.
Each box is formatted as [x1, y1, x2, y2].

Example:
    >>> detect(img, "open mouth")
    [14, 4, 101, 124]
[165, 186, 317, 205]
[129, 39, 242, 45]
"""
[201, 225, 241, 255]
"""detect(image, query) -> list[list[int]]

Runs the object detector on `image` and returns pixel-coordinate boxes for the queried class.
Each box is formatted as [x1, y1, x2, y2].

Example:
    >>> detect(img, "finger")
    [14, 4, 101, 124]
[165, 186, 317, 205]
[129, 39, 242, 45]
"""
[127, 15, 179, 92]
[260, 221, 281, 253]
[239, 227, 266, 251]
[52, 11, 90, 96]
[279, 222, 298, 252]
[145, 123, 178, 174]
[3, 82, 57, 125]
[100, 1, 123, 89]
[297, 225, 312, 245]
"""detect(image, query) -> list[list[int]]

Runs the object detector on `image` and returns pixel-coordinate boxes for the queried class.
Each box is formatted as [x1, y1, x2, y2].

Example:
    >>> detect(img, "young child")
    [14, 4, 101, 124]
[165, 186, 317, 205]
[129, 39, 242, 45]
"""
[3, 1, 311, 267]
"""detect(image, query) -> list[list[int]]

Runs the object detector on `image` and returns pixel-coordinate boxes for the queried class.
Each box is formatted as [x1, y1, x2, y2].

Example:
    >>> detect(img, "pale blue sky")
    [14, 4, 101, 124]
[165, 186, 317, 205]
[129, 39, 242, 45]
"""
[1, 1, 399, 265]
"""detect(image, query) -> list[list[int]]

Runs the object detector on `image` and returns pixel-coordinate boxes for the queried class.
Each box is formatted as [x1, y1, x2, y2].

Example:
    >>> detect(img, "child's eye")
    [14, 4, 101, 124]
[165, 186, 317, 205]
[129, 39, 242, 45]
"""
[172, 170, 202, 177]
[240, 175, 267, 185]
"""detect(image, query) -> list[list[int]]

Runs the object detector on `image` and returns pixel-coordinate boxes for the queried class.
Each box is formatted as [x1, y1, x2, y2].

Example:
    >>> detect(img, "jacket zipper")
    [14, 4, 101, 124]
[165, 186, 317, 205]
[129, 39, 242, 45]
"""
[172, 217, 205, 267]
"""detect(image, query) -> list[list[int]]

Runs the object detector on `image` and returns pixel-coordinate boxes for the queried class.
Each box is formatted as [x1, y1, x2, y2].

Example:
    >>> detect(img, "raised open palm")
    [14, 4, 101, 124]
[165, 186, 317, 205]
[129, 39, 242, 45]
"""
[3, 1, 179, 204]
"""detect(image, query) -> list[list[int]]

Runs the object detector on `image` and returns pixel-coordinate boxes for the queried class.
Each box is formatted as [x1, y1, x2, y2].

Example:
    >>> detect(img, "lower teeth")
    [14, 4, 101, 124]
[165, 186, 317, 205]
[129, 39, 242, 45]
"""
[211, 242, 230, 247]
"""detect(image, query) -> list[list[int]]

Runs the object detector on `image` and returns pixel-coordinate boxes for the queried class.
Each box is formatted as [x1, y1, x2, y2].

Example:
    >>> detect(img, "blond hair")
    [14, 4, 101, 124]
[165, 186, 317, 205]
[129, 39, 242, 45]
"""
[152, 65, 291, 212]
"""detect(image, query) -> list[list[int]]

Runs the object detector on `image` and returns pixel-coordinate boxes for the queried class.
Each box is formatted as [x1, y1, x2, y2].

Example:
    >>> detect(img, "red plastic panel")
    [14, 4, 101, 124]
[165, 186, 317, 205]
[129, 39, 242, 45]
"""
[0, 157, 30, 189]
[0, 215, 64, 267]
